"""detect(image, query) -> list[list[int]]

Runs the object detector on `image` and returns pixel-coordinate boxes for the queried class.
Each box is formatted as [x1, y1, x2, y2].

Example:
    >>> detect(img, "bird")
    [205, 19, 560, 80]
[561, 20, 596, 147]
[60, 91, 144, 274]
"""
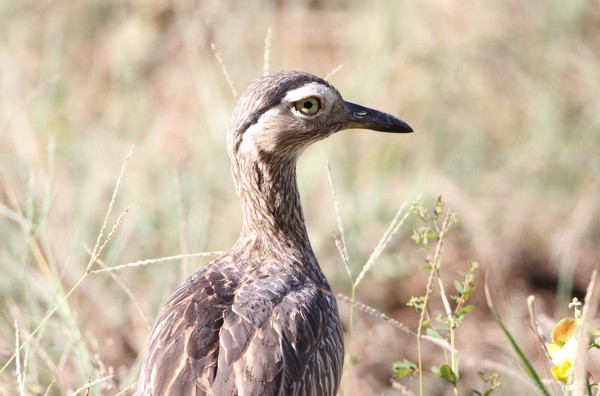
[137, 70, 413, 396]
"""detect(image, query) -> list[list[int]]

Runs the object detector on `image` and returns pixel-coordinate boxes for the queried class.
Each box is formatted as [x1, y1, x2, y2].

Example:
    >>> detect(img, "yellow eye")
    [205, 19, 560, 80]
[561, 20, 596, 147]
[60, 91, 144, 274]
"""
[293, 96, 321, 116]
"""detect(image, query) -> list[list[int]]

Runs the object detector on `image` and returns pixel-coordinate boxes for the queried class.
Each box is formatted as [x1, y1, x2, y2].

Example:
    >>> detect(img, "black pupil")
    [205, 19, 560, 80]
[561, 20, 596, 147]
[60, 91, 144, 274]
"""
[303, 100, 313, 109]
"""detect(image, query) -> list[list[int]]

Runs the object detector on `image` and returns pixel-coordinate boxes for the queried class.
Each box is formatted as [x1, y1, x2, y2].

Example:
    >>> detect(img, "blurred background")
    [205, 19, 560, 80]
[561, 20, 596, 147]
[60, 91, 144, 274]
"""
[1, 0, 599, 394]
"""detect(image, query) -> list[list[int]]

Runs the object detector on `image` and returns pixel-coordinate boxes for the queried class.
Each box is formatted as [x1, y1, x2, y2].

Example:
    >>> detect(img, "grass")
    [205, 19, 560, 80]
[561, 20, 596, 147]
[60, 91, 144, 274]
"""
[1, 1, 599, 395]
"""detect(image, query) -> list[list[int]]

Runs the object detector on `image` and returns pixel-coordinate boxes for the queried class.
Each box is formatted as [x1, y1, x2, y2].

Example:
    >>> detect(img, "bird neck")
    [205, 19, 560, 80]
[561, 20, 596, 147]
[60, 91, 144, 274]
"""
[230, 153, 314, 256]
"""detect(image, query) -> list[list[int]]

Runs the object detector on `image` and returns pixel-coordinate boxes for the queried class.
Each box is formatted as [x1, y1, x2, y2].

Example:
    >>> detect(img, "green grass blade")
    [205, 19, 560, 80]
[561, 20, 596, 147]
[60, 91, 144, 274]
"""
[490, 308, 551, 396]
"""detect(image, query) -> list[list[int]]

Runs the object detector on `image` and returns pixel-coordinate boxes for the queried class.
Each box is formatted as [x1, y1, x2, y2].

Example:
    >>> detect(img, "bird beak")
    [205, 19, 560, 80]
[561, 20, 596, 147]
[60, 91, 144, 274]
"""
[342, 101, 413, 133]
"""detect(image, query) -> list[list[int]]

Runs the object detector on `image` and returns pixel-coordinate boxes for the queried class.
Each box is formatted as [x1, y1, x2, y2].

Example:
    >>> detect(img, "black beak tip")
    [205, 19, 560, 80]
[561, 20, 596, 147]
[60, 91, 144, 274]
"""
[369, 112, 414, 133]
[391, 120, 414, 133]
[344, 101, 414, 134]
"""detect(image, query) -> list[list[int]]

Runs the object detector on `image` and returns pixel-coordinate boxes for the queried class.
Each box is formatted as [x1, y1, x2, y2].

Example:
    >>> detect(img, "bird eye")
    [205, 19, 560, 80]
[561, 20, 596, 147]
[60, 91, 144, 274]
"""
[293, 97, 322, 116]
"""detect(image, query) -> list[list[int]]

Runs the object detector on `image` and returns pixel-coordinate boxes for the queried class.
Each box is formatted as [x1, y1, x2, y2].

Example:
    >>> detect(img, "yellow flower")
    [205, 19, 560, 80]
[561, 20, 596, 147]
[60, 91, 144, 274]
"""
[549, 336, 578, 383]
[551, 359, 571, 384]
[547, 318, 578, 383]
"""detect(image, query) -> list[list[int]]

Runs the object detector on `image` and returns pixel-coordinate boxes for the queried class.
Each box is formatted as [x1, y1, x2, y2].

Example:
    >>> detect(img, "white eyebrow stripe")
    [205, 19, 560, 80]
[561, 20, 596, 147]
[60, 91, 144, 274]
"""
[283, 82, 337, 104]
[238, 107, 282, 154]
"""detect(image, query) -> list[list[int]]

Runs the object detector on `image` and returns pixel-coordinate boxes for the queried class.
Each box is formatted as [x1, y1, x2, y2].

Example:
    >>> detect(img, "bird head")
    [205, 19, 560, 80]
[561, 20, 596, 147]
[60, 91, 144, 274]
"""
[228, 70, 413, 160]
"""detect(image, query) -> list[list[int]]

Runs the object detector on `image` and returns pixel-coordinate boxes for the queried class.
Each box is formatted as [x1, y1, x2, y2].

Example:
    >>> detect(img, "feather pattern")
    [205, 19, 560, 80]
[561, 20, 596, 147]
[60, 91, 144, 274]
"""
[138, 249, 343, 396]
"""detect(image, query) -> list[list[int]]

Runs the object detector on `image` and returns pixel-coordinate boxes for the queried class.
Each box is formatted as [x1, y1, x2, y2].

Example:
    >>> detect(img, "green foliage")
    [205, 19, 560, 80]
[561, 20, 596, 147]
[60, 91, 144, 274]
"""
[410, 197, 457, 249]
[432, 363, 458, 385]
[473, 372, 501, 396]
[393, 359, 418, 379]
[394, 198, 499, 395]
[407, 296, 427, 311]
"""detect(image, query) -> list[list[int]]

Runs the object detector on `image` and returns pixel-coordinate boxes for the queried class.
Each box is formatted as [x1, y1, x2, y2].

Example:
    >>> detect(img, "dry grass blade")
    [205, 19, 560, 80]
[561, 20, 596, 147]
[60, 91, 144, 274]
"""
[326, 161, 349, 267]
[14, 320, 25, 396]
[88, 251, 222, 274]
[87, 208, 129, 273]
[88, 145, 134, 270]
[573, 269, 598, 396]
[0, 73, 61, 134]
[70, 375, 114, 396]
[211, 43, 237, 99]
[391, 378, 416, 396]
[527, 295, 552, 361]
[0, 171, 53, 280]
[333, 231, 352, 279]
[337, 294, 415, 336]
[422, 335, 455, 354]
[0, 200, 21, 223]
[84, 247, 152, 330]
[324, 64, 344, 81]
[355, 201, 409, 286]
[466, 357, 541, 390]
[263, 27, 272, 75]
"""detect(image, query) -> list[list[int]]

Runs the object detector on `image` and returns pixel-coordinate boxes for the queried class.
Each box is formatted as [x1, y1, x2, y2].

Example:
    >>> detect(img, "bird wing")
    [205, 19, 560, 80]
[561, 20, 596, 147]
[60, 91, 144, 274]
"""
[139, 262, 237, 395]
[139, 263, 343, 396]
[214, 276, 344, 396]
[276, 286, 344, 396]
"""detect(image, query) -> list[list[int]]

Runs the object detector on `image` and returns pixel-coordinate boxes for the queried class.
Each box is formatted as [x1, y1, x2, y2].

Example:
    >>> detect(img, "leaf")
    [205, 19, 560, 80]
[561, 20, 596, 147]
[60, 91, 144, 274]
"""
[454, 279, 464, 294]
[455, 304, 475, 319]
[407, 296, 425, 310]
[439, 363, 458, 385]
[393, 359, 417, 379]
[425, 229, 438, 242]
[411, 229, 421, 245]
[426, 327, 444, 339]
[434, 196, 444, 216]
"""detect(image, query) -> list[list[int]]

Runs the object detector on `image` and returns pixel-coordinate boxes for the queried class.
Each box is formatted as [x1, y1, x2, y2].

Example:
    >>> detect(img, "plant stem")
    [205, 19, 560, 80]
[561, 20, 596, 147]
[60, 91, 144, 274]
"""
[415, 211, 452, 395]
[343, 283, 357, 396]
